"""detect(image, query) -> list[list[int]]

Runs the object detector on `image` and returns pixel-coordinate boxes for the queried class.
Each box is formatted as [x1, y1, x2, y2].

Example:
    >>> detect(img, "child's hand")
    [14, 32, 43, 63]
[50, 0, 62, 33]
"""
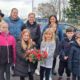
[64, 56, 68, 60]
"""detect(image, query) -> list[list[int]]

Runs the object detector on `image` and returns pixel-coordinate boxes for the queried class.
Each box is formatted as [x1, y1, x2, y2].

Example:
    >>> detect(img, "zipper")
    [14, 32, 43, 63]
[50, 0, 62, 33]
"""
[6, 36, 9, 63]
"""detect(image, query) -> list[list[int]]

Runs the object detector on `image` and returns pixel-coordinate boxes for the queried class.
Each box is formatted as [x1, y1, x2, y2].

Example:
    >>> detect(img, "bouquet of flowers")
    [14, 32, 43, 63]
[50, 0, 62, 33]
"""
[24, 49, 48, 63]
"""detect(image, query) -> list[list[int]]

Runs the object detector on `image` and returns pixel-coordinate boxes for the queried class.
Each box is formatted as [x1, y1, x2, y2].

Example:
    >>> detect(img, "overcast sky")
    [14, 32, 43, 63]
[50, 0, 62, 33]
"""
[0, 0, 47, 17]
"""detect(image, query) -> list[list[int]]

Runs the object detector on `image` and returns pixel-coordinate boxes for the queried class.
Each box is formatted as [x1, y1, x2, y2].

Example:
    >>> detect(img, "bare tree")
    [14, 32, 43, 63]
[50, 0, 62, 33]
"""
[38, 3, 56, 18]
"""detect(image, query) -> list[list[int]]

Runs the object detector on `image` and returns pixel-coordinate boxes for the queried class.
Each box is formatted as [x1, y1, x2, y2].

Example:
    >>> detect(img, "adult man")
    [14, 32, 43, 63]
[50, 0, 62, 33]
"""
[4, 8, 24, 41]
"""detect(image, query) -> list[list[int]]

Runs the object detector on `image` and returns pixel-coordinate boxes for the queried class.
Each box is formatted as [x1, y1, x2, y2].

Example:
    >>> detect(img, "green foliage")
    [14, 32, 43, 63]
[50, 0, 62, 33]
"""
[65, 0, 80, 19]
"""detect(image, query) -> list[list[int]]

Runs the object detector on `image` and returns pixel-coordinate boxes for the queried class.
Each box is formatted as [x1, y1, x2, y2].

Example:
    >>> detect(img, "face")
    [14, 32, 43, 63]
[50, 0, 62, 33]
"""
[28, 14, 35, 24]
[45, 32, 53, 41]
[66, 32, 74, 38]
[11, 9, 18, 20]
[22, 32, 30, 42]
[1, 23, 8, 32]
[76, 38, 80, 45]
[50, 24, 57, 33]
[50, 16, 56, 24]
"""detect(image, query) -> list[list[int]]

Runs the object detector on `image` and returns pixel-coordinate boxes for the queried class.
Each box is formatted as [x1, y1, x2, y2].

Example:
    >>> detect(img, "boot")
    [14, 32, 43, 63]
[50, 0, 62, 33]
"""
[58, 76, 62, 80]
[67, 77, 70, 80]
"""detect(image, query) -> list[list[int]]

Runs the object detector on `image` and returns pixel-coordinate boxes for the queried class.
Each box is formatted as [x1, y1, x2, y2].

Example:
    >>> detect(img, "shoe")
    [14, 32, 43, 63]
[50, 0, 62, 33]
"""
[52, 70, 57, 75]
[35, 69, 40, 76]
[58, 76, 62, 80]
[67, 77, 70, 80]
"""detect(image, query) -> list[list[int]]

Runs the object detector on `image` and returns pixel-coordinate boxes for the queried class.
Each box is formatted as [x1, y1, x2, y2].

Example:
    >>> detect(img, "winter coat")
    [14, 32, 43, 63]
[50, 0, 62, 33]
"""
[25, 21, 41, 49]
[0, 32, 16, 64]
[14, 41, 36, 77]
[4, 17, 24, 41]
[69, 41, 80, 76]
[59, 36, 75, 62]
[40, 41, 56, 68]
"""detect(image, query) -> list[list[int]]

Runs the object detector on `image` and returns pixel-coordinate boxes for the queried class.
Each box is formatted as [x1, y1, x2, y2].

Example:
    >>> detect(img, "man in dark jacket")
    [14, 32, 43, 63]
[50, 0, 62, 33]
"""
[58, 27, 75, 80]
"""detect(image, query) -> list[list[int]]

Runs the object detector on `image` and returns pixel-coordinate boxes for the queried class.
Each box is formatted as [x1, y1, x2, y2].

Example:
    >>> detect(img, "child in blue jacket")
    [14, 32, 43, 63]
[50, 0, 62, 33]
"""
[58, 27, 75, 80]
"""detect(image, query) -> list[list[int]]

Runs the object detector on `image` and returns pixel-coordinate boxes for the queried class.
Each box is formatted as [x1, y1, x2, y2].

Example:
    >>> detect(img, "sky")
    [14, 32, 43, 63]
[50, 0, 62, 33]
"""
[0, 0, 48, 17]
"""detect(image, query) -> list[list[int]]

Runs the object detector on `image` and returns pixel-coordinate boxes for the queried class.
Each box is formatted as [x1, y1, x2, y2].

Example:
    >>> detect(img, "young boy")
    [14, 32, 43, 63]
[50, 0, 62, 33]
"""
[69, 32, 80, 80]
[58, 27, 75, 80]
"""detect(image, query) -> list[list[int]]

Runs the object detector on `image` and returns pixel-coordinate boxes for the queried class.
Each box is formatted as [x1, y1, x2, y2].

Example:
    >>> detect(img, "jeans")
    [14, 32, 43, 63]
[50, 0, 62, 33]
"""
[40, 66, 51, 80]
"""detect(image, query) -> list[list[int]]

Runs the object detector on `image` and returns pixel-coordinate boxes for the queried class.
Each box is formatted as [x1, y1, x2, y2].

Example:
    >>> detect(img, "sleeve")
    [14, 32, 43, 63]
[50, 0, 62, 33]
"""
[36, 25, 41, 49]
[4, 17, 9, 23]
[54, 37, 60, 58]
[12, 37, 16, 64]
[59, 40, 65, 58]
[68, 47, 74, 71]
[16, 42, 25, 60]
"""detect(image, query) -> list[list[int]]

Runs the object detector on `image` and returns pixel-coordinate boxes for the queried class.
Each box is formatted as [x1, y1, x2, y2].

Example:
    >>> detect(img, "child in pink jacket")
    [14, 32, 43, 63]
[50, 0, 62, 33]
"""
[0, 22, 16, 80]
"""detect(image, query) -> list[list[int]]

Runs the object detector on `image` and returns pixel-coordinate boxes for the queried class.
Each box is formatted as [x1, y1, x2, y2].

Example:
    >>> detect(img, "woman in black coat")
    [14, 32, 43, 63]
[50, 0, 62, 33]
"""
[14, 29, 35, 80]
[69, 32, 80, 80]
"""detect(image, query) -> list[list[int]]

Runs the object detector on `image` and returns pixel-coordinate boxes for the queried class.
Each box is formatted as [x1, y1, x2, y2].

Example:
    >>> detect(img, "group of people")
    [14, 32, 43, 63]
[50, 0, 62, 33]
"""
[0, 8, 80, 80]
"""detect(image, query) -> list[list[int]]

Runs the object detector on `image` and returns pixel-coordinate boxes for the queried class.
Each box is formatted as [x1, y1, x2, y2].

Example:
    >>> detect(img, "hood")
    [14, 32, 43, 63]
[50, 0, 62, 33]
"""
[9, 16, 20, 22]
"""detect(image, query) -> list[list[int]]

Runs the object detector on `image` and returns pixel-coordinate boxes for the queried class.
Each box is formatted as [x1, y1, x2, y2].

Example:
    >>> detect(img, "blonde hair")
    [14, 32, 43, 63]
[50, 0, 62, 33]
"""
[43, 28, 55, 42]
[0, 22, 9, 32]
[21, 29, 32, 50]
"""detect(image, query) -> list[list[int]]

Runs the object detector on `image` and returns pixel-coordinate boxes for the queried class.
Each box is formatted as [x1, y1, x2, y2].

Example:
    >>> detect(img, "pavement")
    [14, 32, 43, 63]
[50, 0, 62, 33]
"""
[10, 57, 70, 80]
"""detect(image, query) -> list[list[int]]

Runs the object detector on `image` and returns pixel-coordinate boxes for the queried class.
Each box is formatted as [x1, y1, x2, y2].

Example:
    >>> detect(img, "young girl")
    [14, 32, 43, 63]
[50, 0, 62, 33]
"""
[40, 28, 56, 80]
[14, 28, 35, 80]
[49, 24, 60, 75]
[69, 32, 80, 80]
[0, 22, 16, 80]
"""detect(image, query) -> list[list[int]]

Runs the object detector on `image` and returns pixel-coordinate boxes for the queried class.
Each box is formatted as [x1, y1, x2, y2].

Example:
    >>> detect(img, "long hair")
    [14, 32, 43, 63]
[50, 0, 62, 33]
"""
[42, 28, 55, 42]
[48, 15, 58, 25]
[21, 29, 32, 50]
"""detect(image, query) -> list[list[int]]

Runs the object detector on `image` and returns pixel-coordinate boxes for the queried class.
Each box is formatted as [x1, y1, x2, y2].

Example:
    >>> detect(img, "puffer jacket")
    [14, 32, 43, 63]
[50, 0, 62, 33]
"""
[4, 17, 24, 41]
[59, 36, 75, 62]
[14, 41, 36, 77]
[69, 41, 80, 76]
[25, 21, 41, 49]
[0, 32, 16, 64]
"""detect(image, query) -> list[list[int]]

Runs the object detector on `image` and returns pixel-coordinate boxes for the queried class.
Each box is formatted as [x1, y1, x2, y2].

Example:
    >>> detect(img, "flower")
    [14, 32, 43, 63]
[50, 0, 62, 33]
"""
[25, 49, 48, 63]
